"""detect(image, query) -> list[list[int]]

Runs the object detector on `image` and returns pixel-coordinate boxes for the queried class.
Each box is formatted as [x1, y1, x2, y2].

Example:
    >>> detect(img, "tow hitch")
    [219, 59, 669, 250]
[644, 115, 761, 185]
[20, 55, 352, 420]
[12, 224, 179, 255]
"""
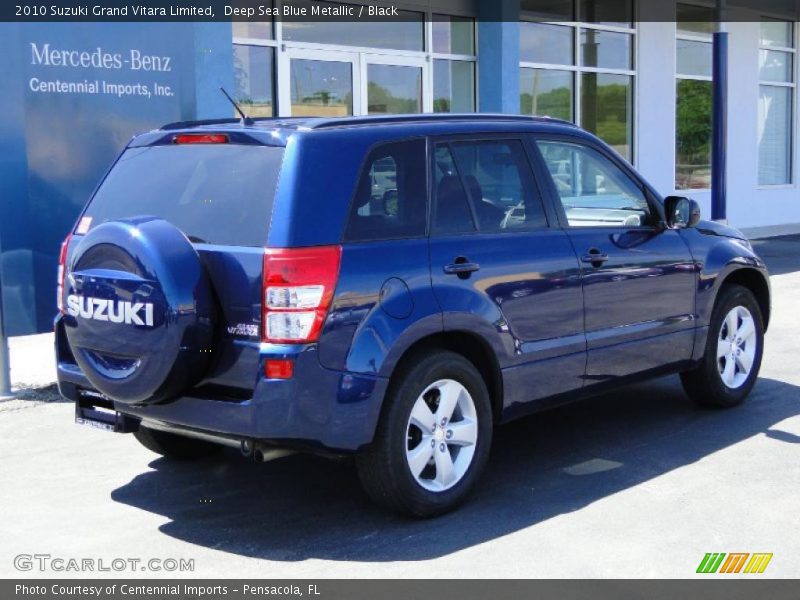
[75, 391, 139, 433]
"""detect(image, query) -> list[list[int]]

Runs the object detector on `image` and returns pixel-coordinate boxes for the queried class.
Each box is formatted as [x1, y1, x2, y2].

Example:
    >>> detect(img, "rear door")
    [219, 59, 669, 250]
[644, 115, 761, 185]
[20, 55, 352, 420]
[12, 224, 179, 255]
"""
[317, 138, 439, 374]
[78, 138, 284, 397]
[532, 136, 696, 380]
[427, 135, 586, 404]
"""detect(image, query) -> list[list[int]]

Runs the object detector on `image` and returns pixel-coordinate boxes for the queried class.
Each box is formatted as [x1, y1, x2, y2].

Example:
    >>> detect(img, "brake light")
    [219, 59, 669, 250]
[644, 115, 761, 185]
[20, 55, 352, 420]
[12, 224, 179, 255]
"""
[262, 246, 342, 344]
[56, 233, 72, 314]
[173, 133, 228, 144]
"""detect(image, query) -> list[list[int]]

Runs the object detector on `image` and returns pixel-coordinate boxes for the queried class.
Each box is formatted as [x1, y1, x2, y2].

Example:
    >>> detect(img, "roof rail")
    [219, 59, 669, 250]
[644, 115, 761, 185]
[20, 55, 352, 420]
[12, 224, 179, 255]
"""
[158, 113, 575, 132]
[305, 113, 575, 130]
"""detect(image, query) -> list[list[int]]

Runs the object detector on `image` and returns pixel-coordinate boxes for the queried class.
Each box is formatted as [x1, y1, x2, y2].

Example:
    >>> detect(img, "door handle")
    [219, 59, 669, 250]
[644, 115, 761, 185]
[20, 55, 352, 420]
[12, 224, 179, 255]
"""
[443, 259, 480, 278]
[580, 249, 609, 267]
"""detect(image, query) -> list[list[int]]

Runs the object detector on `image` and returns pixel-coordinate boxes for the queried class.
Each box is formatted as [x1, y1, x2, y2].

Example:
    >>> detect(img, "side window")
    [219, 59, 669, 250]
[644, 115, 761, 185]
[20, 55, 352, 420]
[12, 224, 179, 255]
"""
[433, 139, 548, 234]
[344, 140, 427, 242]
[432, 144, 476, 234]
[536, 140, 652, 228]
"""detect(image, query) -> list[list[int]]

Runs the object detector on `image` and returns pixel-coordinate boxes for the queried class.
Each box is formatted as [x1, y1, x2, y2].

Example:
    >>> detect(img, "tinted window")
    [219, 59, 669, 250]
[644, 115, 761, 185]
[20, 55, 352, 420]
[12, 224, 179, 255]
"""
[432, 144, 476, 234]
[282, 1, 423, 51]
[580, 29, 632, 70]
[536, 140, 651, 227]
[520, 22, 573, 65]
[434, 139, 547, 233]
[233, 44, 275, 117]
[344, 140, 427, 242]
[83, 144, 284, 247]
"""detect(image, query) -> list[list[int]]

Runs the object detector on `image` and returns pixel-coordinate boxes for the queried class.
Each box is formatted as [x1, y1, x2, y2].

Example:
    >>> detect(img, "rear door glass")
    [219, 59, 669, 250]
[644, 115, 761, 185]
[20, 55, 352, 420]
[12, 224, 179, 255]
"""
[344, 139, 427, 242]
[433, 139, 548, 234]
[432, 144, 476, 234]
[83, 144, 284, 247]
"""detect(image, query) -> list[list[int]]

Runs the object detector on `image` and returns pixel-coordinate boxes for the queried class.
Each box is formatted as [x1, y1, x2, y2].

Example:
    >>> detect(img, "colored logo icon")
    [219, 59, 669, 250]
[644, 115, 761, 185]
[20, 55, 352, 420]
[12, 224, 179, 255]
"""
[697, 553, 773, 574]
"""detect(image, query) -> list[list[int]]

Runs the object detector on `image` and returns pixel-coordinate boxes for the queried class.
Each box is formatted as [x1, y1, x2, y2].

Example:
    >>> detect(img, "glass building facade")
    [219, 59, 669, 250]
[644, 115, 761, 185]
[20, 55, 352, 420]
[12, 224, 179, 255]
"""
[0, 2, 799, 336]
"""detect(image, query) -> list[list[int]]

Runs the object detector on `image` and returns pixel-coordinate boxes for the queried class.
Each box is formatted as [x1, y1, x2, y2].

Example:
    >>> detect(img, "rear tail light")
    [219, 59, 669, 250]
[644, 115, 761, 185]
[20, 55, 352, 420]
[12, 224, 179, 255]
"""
[56, 233, 72, 314]
[262, 246, 342, 344]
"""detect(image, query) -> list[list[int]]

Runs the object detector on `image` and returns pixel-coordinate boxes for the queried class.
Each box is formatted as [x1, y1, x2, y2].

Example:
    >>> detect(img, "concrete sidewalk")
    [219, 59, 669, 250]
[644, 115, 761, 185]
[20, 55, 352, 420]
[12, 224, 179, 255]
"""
[8, 333, 56, 390]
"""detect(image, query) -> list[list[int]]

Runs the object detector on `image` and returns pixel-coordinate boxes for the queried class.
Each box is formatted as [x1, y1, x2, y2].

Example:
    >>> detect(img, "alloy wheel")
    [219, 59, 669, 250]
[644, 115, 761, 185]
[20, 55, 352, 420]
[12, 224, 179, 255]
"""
[405, 378, 478, 492]
[717, 305, 758, 389]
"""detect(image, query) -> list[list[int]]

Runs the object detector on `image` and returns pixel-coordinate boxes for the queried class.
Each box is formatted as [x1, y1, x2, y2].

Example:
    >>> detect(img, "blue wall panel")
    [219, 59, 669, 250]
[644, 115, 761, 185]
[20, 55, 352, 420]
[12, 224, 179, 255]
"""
[477, 0, 520, 114]
[0, 23, 36, 334]
[0, 22, 235, 335]
[193, 22, 235, 119]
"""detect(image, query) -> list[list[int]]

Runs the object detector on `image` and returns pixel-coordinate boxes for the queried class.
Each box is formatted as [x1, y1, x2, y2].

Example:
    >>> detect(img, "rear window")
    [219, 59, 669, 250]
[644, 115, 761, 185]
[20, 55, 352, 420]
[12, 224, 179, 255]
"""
[82, 144, 284, 247]
[344, 139, 427, 242]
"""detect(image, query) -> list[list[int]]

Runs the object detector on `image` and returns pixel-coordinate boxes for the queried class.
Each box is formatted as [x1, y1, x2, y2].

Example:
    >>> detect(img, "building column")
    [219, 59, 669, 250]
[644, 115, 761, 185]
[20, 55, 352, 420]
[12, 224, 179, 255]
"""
[477, 0, 521, 114]
[192, 22, 235, 119]
[711, 30, 728, 221]
[636, 19, 678, 193]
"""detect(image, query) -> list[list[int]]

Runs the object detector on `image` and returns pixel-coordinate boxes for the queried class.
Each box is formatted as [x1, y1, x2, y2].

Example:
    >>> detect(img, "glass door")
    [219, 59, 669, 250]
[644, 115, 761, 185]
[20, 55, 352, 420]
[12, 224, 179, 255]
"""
[279, 48, 361, 117]
[362, 55, 430, 114]
[279, 49, 430, 116]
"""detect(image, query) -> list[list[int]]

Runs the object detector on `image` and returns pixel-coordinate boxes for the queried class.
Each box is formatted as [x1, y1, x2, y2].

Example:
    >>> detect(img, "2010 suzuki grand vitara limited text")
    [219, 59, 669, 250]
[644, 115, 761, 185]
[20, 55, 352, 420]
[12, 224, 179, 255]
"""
[56, 114, 770, 516]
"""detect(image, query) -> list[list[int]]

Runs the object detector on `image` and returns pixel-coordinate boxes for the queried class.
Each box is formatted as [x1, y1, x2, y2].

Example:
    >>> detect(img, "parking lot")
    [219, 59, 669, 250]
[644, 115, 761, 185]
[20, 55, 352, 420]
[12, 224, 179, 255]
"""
[1, 236, 798, 578]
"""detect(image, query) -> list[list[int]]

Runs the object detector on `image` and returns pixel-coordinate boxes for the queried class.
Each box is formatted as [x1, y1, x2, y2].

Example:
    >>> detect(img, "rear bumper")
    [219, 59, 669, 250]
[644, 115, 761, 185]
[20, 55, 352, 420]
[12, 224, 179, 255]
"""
[56, 318, 388, 452]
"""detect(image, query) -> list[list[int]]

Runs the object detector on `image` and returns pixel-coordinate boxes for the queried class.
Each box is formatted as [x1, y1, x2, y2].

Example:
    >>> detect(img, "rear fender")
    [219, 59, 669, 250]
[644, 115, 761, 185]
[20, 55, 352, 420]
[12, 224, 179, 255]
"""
[350, 312, 443, 377]
[343, 300, 514, 380]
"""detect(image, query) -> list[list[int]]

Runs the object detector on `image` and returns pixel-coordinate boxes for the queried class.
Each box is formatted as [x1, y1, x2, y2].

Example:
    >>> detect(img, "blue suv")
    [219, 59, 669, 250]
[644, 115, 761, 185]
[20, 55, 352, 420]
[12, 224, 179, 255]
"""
[56, 114, 770, 516]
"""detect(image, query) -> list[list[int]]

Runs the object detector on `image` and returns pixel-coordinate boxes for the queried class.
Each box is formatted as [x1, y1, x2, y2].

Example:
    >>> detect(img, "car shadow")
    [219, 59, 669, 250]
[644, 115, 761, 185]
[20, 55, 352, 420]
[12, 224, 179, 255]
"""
[111, 375, 800, 562]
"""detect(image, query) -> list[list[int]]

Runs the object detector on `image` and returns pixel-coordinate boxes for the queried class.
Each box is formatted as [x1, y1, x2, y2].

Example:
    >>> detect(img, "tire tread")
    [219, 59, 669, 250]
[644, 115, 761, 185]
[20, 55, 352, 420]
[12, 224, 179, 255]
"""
[681, 283, 764, 408]
[356, 350, 492, 517]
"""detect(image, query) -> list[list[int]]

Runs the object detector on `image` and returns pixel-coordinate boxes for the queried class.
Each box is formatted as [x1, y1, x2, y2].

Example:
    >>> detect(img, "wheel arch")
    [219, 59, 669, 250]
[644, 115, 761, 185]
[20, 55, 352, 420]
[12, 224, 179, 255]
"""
[385, 331, 504, 423]
[717, 267, 771, 330]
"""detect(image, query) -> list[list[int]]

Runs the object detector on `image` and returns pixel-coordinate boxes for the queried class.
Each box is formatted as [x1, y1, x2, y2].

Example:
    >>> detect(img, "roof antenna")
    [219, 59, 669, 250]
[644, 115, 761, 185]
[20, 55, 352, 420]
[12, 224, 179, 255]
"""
[220, 87, 253, 125]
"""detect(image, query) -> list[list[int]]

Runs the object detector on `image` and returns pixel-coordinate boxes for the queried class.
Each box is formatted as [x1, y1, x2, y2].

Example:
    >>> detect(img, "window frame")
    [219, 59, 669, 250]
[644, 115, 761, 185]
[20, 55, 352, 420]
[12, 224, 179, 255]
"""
[430, 14, 478, 114]
[341, 136, 430, 243]
[518, 9, 638, 164]
[427, 133, 557, 237]
[674, 3, 715, 191]
[231, 1, 478, 117]
[757, 17, 796, 188]
[528, 132, 665, 231]
[232, 43, 278, 117]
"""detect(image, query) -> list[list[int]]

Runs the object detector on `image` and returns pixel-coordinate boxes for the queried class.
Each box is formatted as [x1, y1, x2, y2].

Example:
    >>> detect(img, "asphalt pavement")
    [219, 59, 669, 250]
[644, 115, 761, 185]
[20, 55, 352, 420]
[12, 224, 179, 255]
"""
[1, 236, 798, 578]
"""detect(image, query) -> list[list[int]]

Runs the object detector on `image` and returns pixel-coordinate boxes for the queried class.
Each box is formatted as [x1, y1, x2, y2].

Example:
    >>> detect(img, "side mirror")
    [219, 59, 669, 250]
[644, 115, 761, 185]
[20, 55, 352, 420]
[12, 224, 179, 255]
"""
[664, 196, 701, 229]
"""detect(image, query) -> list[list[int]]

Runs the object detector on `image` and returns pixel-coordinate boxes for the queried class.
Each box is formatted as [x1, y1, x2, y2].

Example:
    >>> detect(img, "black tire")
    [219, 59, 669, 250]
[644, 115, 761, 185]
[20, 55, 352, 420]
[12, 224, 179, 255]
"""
[133, 426, 222, 460]
[681, 284, 764, 408]
[356, 350, 493, 517]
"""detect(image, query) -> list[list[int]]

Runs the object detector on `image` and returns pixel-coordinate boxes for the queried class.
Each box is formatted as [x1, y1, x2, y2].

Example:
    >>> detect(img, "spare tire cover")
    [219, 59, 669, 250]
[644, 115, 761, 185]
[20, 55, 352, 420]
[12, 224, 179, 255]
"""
[63, 217, 214, 405]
